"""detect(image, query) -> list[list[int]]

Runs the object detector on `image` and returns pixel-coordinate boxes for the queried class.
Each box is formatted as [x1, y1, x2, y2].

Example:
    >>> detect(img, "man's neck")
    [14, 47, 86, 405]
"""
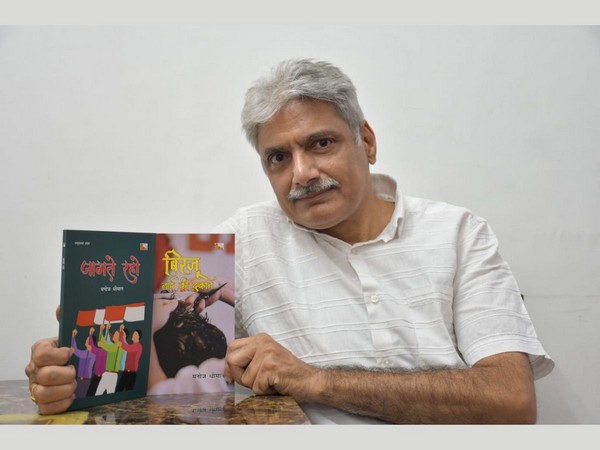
[321, 196, 395, 245]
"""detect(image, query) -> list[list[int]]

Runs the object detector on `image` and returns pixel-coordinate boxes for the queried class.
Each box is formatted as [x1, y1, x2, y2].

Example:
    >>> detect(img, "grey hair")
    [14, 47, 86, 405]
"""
[241, 58, 365, 151]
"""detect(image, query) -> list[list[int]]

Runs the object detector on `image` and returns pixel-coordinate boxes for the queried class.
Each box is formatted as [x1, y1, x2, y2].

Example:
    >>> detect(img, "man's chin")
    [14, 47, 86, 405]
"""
[289, 211, 341, 232]
[278, 196, 344, 231]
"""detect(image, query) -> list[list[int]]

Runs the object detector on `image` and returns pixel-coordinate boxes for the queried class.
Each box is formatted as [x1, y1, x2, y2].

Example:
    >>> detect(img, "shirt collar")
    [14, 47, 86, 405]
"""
[370, 173, 405, 242]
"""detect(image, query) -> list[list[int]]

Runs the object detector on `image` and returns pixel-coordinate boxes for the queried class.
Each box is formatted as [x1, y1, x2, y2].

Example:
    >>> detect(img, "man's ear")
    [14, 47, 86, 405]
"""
[361, 121, 377, 164]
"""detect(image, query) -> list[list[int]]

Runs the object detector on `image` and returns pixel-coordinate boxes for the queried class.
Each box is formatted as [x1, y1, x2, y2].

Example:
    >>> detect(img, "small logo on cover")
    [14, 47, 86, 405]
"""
[214, 242, 224, 250]
[140, 243, 149, 251]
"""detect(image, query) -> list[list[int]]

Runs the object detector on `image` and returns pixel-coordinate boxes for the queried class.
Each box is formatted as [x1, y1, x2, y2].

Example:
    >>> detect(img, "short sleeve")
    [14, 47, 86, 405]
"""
[453, 213, 554, 380]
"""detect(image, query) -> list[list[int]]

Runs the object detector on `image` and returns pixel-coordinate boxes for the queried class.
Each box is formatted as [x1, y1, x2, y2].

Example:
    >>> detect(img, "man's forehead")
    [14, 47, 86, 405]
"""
[257, 99, 350, 150]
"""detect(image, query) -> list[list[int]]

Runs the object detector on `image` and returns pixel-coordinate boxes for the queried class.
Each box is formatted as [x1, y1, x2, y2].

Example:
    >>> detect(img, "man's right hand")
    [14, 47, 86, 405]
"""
[24, 337, 77, 415]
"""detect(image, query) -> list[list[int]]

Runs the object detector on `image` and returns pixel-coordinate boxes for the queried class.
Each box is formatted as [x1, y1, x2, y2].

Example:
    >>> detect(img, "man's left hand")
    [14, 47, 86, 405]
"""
[224, 333, 323, 402]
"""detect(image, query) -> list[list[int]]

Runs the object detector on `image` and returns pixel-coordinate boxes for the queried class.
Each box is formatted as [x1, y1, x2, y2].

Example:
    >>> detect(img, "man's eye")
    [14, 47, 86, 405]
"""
[268, 153, 287, 164]
[315, 138, 332, 149]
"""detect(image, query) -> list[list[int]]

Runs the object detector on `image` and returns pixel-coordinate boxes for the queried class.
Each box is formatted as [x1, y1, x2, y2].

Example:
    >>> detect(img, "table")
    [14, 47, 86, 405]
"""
[0, 380, 310, 425]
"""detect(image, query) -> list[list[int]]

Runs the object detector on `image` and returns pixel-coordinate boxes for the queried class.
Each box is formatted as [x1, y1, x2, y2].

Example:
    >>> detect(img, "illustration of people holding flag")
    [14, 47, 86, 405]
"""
[71, 302, 147, 398]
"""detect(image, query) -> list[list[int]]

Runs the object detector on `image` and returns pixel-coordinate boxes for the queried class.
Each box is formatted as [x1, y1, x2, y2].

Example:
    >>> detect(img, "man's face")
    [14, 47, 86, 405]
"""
[257, 99, 376, 233]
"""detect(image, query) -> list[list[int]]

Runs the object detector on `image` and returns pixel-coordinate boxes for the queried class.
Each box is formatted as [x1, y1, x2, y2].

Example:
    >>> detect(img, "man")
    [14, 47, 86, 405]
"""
[116, 327, 143, 392]
[25, 58, 553, 423]
[85, 326, 107, 397]
[219, 58, 554, 424]
[70, 328, 96, 398]
[95, 323, 125, 395]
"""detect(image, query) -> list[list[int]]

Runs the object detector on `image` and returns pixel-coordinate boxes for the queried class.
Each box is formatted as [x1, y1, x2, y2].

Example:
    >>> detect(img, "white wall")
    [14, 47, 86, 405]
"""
[0, 26, 598, 424]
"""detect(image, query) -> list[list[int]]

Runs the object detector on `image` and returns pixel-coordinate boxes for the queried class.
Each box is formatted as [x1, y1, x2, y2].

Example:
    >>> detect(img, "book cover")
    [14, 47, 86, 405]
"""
[147, 233, 235, 396]
[58, 230, 235, 411]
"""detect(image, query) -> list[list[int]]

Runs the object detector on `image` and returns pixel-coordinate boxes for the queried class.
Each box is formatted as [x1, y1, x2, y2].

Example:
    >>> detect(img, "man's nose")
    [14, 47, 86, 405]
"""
[291, 151, 319, 186]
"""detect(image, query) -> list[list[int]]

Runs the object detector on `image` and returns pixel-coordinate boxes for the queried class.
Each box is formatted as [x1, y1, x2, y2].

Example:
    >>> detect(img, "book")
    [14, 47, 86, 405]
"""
[58, 230, 235, 411]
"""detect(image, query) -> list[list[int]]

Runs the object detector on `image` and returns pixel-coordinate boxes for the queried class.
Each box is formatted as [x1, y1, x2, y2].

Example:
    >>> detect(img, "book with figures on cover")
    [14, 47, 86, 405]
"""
[58, 230, 235, 411]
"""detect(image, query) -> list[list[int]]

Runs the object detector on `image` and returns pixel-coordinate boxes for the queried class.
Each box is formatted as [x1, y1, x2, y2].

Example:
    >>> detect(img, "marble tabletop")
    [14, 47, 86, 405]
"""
[0, 379, 310, 425]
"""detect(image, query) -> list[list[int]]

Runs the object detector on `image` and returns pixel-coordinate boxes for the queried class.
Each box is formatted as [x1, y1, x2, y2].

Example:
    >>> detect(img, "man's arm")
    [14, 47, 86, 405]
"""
[224, 333, 537, 424]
